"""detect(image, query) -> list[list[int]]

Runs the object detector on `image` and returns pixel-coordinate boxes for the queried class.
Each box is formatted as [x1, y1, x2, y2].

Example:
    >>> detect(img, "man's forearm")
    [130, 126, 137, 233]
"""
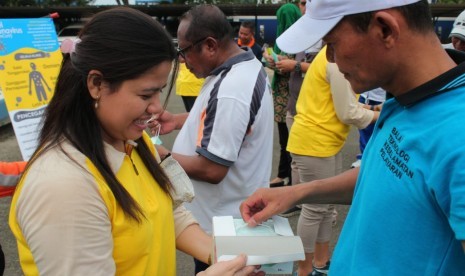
[296, 168, 358, 205]
[171, 153, 229, 184]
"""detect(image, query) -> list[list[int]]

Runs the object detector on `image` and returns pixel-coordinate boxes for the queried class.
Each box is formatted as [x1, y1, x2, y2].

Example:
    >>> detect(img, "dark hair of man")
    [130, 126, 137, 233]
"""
[240, 21, 256, 34]
[343, 0, 433, 34]
[27, 7, 177, 222]
[180, 4, 234, 48]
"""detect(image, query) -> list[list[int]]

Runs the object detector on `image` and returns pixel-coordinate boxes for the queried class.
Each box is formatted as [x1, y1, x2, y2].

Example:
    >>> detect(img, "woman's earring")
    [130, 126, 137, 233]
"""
[95, 95, 100, 109]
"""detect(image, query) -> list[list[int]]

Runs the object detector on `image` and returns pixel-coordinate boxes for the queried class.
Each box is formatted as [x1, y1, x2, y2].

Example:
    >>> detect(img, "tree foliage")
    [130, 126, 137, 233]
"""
[436, 0, 465, 3]
[0, 0, 93, 6]
[171, 0, 273, 3]
[1, 0, 465, 8]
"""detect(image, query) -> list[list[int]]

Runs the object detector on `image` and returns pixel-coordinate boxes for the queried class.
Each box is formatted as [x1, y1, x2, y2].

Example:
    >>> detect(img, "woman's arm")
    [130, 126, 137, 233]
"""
[174, 205, 212, 264]
[327, 62, 377, 129]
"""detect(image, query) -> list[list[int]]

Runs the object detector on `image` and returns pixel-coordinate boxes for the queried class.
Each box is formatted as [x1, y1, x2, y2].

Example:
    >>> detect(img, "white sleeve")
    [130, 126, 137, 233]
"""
[326, 62, 374, 129]
[14, 153, 115, 275]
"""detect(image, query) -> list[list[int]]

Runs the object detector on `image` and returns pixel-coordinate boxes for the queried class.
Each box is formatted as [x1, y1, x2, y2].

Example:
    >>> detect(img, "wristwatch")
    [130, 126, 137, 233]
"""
[294, 61, 301, 72]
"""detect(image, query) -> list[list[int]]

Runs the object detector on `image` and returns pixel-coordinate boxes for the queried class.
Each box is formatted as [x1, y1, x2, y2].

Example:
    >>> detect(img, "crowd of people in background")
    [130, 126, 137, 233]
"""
[2, 0, 465, 275]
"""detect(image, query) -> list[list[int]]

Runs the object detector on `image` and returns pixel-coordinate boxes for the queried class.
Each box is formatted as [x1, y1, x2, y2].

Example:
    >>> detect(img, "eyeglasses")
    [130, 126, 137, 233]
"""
[176, 37, 209, 59]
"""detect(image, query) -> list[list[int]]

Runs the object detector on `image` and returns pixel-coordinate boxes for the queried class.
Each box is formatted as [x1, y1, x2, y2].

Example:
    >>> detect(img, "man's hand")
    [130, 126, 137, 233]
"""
[148, 111, 176, 135]
[374, 103, 383, 112]
[197, 255, 264, 276]
[240, 186, 296, 227]
[242, 169, 357, 226]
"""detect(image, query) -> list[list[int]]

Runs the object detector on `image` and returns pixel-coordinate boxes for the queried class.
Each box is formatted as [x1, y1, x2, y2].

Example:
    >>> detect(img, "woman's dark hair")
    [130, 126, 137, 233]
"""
[180, 4, 234, 44]
[28, 7, 178, 222]
[344, 0, 433, 34]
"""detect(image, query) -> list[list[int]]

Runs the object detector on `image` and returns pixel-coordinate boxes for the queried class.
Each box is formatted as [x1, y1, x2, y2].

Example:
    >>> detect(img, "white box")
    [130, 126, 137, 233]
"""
[212, 216, 305, 275]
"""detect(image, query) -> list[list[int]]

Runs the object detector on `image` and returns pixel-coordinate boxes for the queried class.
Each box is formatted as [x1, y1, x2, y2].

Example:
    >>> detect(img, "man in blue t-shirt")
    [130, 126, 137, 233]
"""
[240, 0, 465, 274]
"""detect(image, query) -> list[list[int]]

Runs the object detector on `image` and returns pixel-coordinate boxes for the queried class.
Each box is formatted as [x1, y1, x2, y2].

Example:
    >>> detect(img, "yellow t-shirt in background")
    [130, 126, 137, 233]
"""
[176, 63, 205, 97]
[287, 46, 351, 157]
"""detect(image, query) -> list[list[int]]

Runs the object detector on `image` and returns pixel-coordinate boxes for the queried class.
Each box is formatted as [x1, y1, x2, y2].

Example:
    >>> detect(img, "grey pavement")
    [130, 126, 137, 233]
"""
[0, 69, 358, 275]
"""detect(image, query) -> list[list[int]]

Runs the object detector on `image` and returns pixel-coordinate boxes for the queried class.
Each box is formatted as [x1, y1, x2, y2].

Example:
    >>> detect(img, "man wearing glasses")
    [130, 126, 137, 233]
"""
[156, 4, 274, 274]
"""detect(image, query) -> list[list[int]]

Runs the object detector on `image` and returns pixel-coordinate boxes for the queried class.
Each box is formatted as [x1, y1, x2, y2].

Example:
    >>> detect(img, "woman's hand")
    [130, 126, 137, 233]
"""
[197, 255, 264, 276]
[276, 58, 296, 74]
[262, 50, 276, 68]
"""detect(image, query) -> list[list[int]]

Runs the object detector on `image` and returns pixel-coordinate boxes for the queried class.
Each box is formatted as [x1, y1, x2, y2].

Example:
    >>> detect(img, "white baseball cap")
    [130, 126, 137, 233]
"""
[449, 10, 465, 41]
[277, 0, 422, 54]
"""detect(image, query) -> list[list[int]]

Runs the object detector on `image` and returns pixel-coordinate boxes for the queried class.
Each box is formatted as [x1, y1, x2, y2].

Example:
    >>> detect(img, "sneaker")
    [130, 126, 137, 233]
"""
[351, 159, 361, 168]
[310, 261, 330, 276]
[279, 206, 301, 217]
[270, 177, 290, 188]
[270, 180, 285, 188]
